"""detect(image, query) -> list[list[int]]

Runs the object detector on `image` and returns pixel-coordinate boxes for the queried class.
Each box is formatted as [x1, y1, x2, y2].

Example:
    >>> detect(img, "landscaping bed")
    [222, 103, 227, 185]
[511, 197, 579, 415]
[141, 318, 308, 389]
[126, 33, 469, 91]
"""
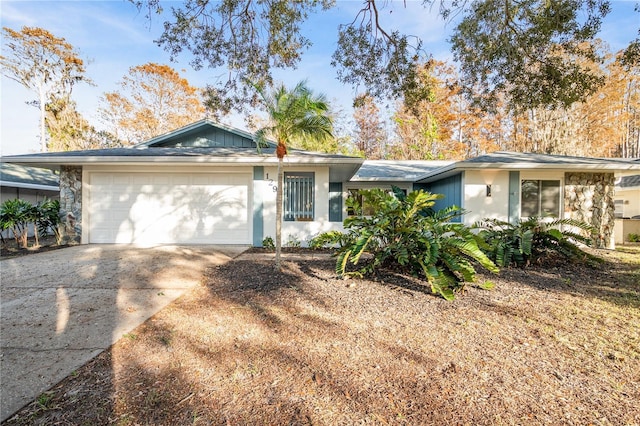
[0, 235, 69, 259]
[3, 247, 639, 425]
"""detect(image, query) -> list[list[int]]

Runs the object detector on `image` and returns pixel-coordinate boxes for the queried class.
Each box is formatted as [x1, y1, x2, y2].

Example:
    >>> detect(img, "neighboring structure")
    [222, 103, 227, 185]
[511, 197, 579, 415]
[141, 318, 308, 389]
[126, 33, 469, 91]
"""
[2, 120, 638, 248]
[614, 171, 640, 244]
[1, 163, 59, 203]
[1, 163, 60, 239]
[615, 174, 640, 219]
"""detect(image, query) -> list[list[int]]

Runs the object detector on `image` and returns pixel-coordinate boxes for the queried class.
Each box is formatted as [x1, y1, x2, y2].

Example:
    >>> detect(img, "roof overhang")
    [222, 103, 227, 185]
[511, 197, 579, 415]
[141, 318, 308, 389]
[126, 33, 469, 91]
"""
[1, 153, 364, 182]
[351, 160, 455, 182]
[0, 180, 59, 192]
[416, 159, 640, 183]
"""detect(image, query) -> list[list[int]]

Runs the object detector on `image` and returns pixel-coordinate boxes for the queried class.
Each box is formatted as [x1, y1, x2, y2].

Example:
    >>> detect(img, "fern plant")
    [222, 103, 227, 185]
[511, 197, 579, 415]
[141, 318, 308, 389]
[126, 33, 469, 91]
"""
[475, 217, 597, 267]
[309, 230, 353, 249]
[316, 187, 498, 300]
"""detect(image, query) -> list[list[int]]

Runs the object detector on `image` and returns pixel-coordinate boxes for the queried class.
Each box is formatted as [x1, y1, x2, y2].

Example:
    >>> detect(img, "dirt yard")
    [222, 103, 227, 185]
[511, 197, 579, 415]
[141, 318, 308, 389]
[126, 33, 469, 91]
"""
[3, 246, 639, 425]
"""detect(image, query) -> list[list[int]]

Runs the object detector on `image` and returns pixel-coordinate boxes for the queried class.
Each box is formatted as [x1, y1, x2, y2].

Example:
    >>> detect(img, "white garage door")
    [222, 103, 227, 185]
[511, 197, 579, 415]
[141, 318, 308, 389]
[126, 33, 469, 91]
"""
[88, 172, 251, 245]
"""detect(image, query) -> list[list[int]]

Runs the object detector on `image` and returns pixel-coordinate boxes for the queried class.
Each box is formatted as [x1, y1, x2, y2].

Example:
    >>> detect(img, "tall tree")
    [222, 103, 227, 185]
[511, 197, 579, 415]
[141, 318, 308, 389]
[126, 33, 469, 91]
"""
[45, 96, 92, 151]
[253, 81, 333, 269]
[131, 0, 626, 114]
[45, 96, 120, 151]
[450, 0, 610, 112]
[1, 26, 91, 152]
[352, 94, 387, 159]
[390, 61, 461, 160]
[99, 63, 205, 145]
[609, 52, 640, 158]
[504, 44, 640, 158]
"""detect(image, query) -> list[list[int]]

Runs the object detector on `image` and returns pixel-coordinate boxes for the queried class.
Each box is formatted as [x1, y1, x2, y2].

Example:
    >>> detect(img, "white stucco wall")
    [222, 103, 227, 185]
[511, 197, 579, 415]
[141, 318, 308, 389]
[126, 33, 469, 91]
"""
[462, 170, 510, 225]
[615, 187, 640, 218]
[262, 165, 342, 246]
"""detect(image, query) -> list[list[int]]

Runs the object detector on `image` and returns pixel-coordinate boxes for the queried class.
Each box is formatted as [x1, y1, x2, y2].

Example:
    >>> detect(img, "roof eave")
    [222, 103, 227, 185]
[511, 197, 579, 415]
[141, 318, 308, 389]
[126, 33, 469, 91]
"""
[416, 162, 640, 183]
[1, 155, 365, 183]
[0, 181, 59, 191]
[459, 162, 640, 170]
[350, 177, 422, 182]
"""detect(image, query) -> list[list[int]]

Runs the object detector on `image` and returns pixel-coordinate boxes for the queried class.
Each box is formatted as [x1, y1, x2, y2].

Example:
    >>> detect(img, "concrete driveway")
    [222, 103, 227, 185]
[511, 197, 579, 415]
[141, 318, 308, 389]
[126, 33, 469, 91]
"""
[0, 244, 246, 422]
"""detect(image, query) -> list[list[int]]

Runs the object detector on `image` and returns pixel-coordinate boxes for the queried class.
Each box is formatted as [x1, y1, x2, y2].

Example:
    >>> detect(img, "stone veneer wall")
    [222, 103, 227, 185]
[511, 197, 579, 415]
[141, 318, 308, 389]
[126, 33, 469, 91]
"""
[564, 172, 615, 248]
[59, 165, 82, 244]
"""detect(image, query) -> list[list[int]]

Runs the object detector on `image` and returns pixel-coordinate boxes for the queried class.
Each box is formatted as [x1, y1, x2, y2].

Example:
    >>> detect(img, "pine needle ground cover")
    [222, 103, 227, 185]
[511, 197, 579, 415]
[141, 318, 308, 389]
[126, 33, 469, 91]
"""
[5, 247, 639, 425]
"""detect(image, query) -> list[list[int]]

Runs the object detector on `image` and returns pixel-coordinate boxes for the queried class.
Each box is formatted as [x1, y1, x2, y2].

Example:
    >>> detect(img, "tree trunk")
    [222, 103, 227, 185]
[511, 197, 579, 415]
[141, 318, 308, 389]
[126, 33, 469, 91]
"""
[40, 87, 47, 152]
[275, 156, 283, 270]
[34, 223, 39, 247]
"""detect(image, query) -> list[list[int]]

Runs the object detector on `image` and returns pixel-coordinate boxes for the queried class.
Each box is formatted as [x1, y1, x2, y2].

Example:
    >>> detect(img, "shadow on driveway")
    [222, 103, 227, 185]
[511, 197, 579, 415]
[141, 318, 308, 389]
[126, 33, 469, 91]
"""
[0, 244, 245, 422]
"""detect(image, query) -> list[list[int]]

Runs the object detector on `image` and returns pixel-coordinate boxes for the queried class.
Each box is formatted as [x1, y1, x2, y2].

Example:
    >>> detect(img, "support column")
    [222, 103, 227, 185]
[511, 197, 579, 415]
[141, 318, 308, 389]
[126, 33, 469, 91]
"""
[564, 172, 615, 249]
[59, 166, 82, 244]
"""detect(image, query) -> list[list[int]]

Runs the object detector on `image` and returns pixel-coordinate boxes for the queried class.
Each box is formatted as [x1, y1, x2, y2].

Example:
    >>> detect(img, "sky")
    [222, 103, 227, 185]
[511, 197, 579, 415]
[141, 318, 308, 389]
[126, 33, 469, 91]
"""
[1, 0, 638, 156]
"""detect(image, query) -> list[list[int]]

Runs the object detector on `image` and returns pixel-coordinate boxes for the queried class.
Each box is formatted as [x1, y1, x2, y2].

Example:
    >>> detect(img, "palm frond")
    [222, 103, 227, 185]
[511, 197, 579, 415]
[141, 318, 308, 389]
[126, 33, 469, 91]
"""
[430, 270, 457, 301]
[336, 249, 352, 276]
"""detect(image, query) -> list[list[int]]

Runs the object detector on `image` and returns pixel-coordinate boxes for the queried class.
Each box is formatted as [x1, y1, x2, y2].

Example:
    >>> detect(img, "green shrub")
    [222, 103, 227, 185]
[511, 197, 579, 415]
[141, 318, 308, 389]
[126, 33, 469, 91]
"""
[475, 217, 597, 267]
[321, 187, 498, 300]
[309, 230, 352, 249]
[262, 236, 275, 251]
[0, 198, 34, 247]
[628, 233, 640, 243]
[36, 199, 62, 244]
[1, 198, 62, 247]
[286, 234, 301, 248]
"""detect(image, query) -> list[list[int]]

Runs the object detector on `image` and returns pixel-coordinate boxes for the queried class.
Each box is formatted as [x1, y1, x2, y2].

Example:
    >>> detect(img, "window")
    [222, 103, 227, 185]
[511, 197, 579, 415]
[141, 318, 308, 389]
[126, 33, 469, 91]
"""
[347, 187, 407, 216]
[347, 189, 375, 216]
[284, 172, 314, 221]
[521, 180, 560, 217]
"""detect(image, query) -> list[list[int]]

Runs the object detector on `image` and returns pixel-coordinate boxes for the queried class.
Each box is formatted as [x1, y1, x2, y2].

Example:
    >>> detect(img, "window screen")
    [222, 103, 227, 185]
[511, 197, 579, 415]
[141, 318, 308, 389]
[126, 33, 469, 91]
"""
[521, 180, 560, 218]
[284, 172, 314, 221]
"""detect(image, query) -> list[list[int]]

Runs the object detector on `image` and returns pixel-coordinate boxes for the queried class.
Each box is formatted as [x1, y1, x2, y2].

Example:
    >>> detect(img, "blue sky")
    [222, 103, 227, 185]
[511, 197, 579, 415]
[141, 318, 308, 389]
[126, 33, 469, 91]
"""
[1, 0, 638, 155]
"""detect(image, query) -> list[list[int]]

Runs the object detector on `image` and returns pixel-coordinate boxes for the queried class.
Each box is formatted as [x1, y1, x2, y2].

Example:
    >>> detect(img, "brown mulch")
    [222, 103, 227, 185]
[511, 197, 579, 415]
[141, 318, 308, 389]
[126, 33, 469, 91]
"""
[1, 235, 70, 259]
[3, 247, 640, 425]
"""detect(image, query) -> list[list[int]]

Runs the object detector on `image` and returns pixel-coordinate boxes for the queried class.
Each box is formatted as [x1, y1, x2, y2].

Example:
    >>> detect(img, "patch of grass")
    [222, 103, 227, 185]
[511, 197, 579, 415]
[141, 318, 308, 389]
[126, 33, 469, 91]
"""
[36, 392, 55, 410]
[158, 332, 173, 347]
[616, 245, 640, 261]
[144, 389, 162, 408]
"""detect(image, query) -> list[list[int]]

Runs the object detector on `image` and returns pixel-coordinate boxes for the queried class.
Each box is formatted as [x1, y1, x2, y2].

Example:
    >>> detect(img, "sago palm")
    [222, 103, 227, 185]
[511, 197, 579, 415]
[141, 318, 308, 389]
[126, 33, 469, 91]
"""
[253, 81, 333, 269]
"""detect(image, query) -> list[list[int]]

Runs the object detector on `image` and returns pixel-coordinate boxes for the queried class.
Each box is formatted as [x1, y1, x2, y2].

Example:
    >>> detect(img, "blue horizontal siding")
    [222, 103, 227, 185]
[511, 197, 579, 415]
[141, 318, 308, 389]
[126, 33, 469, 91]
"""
[419, 173, 463, 222]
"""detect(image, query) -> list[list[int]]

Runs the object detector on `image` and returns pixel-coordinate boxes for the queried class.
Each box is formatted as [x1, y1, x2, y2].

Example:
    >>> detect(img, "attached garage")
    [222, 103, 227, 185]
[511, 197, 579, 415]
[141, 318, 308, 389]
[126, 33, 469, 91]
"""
[87, 169, 252, 245]
[1, 120, 364, 246]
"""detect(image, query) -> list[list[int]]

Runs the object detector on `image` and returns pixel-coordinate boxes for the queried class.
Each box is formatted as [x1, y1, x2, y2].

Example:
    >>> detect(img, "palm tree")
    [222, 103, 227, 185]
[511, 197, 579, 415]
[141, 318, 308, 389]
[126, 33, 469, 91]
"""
[253, 81, 334, 269]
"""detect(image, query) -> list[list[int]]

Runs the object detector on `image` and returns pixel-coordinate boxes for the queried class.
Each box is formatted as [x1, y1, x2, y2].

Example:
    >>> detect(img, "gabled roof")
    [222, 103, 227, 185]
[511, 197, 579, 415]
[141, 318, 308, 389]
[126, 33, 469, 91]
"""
[416, 151, 640, 183]
[136, 119, 274, 149]
[0, 120, 364, 181]
[0, 163, 59, 191]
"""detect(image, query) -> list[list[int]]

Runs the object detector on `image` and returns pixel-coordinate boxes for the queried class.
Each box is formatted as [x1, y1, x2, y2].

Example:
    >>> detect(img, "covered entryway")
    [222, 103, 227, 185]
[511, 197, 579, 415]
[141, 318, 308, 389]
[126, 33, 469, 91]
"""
[87, 170, 252, 245]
